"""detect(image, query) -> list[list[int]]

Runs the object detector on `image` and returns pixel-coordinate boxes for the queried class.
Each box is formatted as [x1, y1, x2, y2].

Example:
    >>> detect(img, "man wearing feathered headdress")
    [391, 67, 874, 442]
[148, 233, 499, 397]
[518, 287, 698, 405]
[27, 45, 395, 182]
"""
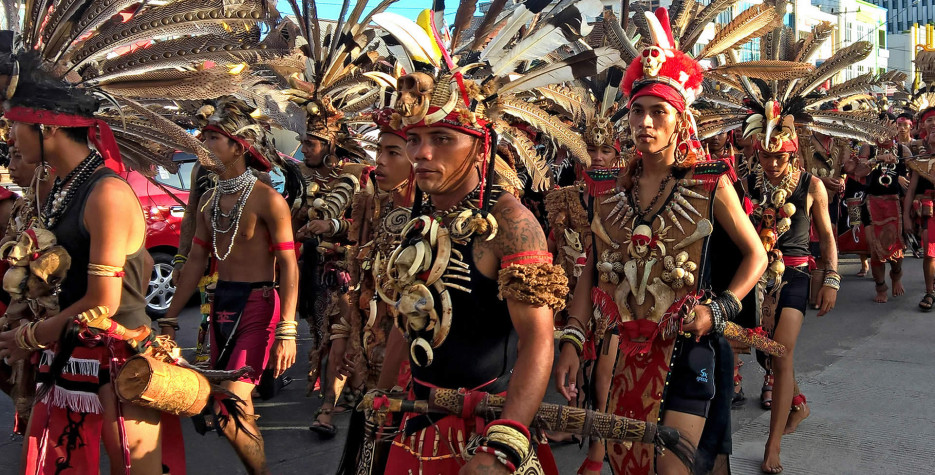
[723, 24, 892, 473]
[0, 53, 168, 474]
[372, 61, 568, 475]
[360, 1, 608, 470]
[553, 7, 768, 474]
[842, 111, 911, 304]
[164, 97, 299, 473]
[277, 16, 383, 419]
[902, 103, 935, 311]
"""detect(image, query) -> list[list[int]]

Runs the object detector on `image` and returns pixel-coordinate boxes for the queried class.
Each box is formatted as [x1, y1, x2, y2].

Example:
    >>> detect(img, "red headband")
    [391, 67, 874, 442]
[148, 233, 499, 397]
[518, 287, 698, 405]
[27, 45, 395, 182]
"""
[202, 125, 271, 172]
[753, 136, 798, 153]
[4, 106, 124, 173]
[627, 82, 687, 113]
[400, 107, 487, 138]
[922, 109, 935, 126]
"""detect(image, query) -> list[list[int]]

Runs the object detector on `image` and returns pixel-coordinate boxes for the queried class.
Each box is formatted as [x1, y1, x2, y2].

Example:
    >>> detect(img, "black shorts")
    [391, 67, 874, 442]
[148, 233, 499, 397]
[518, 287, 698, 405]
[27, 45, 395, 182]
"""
[666, 336, 717, 418]
[775, 266, 810, 315]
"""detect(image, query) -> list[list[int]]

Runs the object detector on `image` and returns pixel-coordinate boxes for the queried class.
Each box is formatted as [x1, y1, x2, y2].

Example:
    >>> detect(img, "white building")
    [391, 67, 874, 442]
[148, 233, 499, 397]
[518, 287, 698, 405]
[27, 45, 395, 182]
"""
[869, 0, 935, 34]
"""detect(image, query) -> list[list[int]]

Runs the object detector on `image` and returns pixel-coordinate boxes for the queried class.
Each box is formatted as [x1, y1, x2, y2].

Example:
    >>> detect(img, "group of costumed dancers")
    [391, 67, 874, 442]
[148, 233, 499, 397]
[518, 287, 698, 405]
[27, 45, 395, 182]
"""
[0, 0, 929, 474]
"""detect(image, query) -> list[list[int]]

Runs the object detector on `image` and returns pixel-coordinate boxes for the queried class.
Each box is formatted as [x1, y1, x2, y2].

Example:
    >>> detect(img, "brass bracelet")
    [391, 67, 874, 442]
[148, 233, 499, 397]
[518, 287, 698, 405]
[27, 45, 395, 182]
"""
[88, 263, 125, 277]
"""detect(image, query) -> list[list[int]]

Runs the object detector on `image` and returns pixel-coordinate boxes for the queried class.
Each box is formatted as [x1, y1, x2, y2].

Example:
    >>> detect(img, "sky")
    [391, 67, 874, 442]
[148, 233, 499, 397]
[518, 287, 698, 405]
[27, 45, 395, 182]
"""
[277, 0, 458, 22]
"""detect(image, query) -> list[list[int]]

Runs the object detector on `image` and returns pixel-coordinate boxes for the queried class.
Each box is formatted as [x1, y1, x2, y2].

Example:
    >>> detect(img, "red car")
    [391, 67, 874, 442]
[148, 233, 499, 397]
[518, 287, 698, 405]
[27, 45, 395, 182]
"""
[122, 152, 196, 318]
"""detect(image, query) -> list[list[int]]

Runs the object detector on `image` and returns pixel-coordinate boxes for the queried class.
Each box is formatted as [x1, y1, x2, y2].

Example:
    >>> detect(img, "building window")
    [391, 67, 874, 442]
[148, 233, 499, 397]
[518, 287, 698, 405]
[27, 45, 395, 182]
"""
[846, 25, 852, 42]
[879, 29, 886, 47]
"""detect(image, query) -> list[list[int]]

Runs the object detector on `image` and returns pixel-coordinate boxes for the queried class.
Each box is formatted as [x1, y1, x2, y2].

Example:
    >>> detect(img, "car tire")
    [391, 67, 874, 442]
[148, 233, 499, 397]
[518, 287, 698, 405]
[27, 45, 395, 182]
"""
[146, 252, 177, 319]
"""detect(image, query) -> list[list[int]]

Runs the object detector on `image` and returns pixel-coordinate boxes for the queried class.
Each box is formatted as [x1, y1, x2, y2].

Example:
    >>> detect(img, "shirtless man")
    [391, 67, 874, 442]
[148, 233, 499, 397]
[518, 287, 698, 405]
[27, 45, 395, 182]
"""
[165, 98, 298, 474]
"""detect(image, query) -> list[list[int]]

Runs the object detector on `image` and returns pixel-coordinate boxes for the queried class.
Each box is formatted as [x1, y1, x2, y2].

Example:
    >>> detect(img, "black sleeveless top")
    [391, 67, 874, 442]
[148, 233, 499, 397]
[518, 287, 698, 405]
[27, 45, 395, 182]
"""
[864, 145, 908, 196]
[408, 239, 517, 399]
[52, 168, 149, 329]
[748, 171, 812, 258]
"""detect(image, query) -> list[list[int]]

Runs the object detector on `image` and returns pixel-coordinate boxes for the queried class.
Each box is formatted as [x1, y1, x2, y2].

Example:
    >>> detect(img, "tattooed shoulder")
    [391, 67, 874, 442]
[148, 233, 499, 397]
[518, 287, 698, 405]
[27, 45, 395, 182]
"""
[489, 193, 548, 259]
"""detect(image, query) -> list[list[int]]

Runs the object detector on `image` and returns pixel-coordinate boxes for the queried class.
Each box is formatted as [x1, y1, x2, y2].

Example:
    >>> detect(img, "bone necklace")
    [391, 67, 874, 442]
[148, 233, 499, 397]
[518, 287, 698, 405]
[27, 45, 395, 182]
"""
[752, 165, 799, 283]
[210, 170, 257, 261]
[380, 185, 503, 367]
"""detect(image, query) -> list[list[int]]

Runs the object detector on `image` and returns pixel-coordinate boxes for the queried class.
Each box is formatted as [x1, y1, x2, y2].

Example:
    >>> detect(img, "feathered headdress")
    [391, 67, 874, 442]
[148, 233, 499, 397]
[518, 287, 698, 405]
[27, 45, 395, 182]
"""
[581, 66, 625, 153]
[195, 97, 281, 172]
[283, 0, 402, 159]
[0, 0, 299, 173]
[892, 71, 935, 133]
[375, 0, 626, 196]
[693, 19, 902, 152]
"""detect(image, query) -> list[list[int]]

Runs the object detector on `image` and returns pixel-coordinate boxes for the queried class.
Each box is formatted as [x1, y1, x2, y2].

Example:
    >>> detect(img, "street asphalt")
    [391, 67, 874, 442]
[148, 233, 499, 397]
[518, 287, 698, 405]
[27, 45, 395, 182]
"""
[0, 256, 932, 474]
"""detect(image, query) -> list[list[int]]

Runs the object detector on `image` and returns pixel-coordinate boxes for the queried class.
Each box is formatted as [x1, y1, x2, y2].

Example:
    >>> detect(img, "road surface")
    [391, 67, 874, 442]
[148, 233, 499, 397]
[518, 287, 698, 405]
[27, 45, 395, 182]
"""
[0, 257, 932, 474]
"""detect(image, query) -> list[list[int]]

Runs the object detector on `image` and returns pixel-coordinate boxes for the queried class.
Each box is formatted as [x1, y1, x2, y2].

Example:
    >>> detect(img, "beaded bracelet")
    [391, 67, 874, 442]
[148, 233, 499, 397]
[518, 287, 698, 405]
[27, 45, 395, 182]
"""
[475, 445, 517, 472]
[559, 326, 585, 355]
[485, 421, 531, 463]
[721, 289, 743, 314]
[172, 254, 188, 266]
[709, 301, 727, 335]
[822, 277, 841, 291]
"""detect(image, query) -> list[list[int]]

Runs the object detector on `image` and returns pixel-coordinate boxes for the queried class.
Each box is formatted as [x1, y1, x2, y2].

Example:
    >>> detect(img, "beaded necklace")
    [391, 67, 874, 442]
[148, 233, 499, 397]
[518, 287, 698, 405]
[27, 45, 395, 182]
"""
[43, 151, 103, 228]
[631, 162, 674, 220]
[210, 170, 257, 261]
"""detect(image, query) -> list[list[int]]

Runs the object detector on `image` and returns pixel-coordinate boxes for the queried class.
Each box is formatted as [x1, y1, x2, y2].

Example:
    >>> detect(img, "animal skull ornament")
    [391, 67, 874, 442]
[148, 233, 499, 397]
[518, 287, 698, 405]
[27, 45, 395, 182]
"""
[641, 46, 667, 77]
[396, 283, 436, 332]
[629, 224, 654, 259]
[564, 229, 583, 253]
[760, 208, 776, 231]
[396, 72, 434, 120]
[586, 116, 615, 148]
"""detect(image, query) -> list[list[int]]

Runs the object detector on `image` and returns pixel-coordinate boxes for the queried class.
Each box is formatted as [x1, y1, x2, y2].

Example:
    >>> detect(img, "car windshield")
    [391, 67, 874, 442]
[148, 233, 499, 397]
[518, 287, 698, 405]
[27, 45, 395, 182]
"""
[152, 152, 197, 191]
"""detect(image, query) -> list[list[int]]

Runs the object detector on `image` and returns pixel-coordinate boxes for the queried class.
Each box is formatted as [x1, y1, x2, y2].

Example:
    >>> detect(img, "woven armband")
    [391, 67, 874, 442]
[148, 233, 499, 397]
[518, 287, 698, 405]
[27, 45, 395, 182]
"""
[497, 254, 568, 311]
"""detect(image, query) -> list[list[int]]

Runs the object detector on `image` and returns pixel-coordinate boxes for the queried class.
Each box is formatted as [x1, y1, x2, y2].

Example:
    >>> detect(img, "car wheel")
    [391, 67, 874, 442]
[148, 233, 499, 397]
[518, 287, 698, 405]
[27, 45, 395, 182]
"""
[146, 252, 176, 319]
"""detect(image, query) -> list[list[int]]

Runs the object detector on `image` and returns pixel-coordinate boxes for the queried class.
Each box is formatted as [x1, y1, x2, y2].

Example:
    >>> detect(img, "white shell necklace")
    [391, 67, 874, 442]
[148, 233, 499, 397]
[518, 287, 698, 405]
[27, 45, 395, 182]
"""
[210, 170, 257, 261]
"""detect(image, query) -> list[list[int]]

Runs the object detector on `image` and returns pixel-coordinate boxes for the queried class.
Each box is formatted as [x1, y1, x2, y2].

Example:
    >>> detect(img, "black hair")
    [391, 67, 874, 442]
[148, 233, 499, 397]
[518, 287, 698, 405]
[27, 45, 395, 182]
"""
[6, 52, 99, 117]
[918, 106, 935, 122]
[897, 112, 914, 121]
[60, 126, 90, 144]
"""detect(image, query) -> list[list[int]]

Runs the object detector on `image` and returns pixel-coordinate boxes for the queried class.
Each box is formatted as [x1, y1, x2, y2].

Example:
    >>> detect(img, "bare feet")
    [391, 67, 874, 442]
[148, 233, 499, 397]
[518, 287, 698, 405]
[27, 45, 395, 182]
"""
[762, 444, 783, 473]
[874, 282, 888, 303]
[892, 278, 904, 297]
[784, 401, 810, 434]
[856, 261, 869, 277]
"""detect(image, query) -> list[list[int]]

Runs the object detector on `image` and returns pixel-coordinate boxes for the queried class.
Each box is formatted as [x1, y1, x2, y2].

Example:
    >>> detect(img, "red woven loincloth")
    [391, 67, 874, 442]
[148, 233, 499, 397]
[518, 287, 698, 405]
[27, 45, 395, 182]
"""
[383, 386, 556, 475]
[605, 334, 677, 475]
[922, 194, 935, 258]
[865, 195, 904, 262]
[209, 283, 280, 385]
[24, 340, 186, 475]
